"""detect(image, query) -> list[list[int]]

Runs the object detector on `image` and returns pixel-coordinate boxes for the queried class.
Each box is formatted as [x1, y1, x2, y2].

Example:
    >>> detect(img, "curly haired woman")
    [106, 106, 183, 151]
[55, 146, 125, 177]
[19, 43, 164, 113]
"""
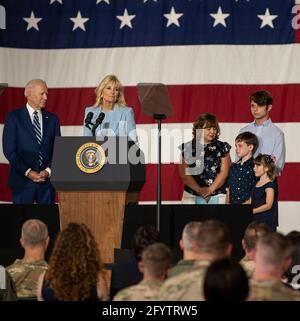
[37, 223, 108, 301]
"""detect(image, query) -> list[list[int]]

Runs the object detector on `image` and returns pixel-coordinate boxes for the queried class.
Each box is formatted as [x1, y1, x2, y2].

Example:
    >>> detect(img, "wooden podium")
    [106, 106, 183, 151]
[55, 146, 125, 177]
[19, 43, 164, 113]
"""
[51, 137, 145, 265]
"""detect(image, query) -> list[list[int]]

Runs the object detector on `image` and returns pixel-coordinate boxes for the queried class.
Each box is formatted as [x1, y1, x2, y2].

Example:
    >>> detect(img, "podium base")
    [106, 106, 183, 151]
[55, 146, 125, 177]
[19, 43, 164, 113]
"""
[58, 191, 126, 265]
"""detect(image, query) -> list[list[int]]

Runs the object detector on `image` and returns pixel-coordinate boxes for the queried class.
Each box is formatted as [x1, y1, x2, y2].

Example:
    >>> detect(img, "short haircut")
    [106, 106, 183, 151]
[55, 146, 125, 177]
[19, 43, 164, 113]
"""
[250, 90, 273, 106]
[132, 226, 161, 260]
[256, 232, 292, 269]
[21, 219, 48, 247]
[235, 131, 259, 155]
[193, 113, 220, 140]
[196, 220, 230, 256]
[204, 257, 249, 302]
[284, 231, 300, 283]
[181, 221, 202, 251]
[243, 222, 272, 252]
[142, 243, 171, 277]
[24, 79, 46, 97]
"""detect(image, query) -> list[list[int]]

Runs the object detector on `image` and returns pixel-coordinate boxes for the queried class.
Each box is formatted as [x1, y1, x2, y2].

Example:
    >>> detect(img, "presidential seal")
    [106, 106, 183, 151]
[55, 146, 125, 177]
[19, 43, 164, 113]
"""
[76, 142, 106, 173]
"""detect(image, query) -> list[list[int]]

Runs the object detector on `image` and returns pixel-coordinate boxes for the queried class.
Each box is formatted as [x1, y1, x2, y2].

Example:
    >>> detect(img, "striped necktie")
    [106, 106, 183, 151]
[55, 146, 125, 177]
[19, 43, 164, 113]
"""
[33, 111, 43, 166]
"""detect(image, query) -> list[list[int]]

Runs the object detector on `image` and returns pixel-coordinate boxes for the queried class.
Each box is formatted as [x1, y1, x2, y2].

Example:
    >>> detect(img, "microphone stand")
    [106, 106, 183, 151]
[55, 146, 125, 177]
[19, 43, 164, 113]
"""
[85, 123, 94, 135]
[154, 114, 166, 232]
[91, 125, 97, 137]
[91, 113, 105, 137]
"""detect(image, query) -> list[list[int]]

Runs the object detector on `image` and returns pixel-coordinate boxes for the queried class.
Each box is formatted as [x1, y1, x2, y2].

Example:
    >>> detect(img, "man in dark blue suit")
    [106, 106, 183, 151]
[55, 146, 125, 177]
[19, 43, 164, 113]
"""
[2, 79, 61, 204]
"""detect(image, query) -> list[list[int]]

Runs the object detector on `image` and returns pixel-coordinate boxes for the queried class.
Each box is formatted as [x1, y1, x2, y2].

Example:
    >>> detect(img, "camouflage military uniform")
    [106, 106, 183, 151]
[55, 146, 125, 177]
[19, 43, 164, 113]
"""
[0, 267, 17, 301]
[113, 279, 163, 301]
[159, 260, 210, 301]
[7, 259, 48, 298]
[240, 255, 255, 278]
[249, 279, 300, 301]
[167, 260, 195, 278]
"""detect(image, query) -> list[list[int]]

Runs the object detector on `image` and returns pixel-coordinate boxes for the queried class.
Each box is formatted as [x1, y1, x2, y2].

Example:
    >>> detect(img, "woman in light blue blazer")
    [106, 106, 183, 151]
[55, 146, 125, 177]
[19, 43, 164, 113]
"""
[83, 75, 137, 141]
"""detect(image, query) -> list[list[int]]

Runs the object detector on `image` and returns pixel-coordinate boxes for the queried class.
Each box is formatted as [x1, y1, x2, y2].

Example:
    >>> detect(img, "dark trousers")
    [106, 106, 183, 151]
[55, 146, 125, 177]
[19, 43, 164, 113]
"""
[12, 184, 55, 204]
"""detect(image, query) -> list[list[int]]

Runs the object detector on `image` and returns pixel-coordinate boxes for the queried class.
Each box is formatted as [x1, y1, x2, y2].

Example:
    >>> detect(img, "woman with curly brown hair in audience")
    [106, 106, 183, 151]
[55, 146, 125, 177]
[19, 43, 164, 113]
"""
[37, 223, 108, 301]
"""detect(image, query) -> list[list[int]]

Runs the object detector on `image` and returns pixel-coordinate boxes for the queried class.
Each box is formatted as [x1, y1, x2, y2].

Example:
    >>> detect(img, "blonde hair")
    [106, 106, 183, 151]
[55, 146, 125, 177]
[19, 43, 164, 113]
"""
[94, 75, 126, 107]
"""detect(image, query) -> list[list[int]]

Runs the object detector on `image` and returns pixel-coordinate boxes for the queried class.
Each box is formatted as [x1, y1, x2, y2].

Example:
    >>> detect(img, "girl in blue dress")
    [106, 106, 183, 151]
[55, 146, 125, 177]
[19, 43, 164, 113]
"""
[250, 154, 278, 231]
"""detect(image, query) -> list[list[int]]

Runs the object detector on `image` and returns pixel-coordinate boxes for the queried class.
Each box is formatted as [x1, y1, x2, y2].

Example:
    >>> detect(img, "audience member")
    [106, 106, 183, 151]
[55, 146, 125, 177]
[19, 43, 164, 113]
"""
[283, 231, 300, 291]
[168, 222, 202, 278]
[110, 225, 160, 298]
[37, 223, 108, 301]
[113, 243, 171, 301]
[159, 220, 232, 300]
[204, 257, 249, 302]
[7, 219, 49, 298]
[240, 222, 272, 278]
[249, 232, 300, 300]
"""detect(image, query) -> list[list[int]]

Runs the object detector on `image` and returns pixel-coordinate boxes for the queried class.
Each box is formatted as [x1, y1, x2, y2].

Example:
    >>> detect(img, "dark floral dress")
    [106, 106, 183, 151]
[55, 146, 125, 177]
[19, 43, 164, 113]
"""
[180, 139, 231, 196]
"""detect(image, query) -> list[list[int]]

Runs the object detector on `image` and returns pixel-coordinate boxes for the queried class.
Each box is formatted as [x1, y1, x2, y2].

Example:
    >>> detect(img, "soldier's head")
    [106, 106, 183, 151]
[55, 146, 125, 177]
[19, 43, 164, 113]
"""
[180, 221, 202, 253]
[20, 219, 49, 250]
[139, 243, 171, 279]
[284, 231, 300, 284]
[242, 222, 272, 257]
[194, 220, 232, 260]
[204, 257, 249, 302]
[132, 226, 161, 261]
[255, 232, 292, 277]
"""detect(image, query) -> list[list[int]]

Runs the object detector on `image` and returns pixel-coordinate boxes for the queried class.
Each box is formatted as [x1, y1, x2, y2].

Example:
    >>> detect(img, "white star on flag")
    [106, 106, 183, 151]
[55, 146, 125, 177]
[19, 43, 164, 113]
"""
[96, 0, 110, 4]
[164, 7, 184, 27]
[23, 11, 42, 31]
[70, 11, 90, 31]
[50, 0, 63, 4]
[143, 0, 158, 3]
[210, 6, 230, 28]
[257, 8, 278, 29]
[116, 9, 136, 29]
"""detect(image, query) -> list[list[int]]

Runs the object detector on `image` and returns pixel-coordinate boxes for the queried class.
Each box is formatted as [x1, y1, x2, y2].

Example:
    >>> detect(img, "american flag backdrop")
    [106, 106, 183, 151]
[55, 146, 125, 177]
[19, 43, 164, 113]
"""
[0, 0, 300, 232]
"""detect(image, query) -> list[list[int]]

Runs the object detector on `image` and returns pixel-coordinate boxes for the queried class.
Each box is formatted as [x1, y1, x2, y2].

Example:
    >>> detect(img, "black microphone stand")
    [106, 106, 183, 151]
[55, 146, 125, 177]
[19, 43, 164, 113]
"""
[154, 114, 166, 232]
[91, 113, 105, 137]
[91, 125, 97, 137]
[85, 123, 94, 135]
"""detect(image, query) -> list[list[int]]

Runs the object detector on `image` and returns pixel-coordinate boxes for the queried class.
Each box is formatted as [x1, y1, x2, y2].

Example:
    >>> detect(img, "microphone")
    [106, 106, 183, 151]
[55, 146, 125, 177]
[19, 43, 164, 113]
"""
[92, 112, 105, 136]
[84, 112, 94, 129]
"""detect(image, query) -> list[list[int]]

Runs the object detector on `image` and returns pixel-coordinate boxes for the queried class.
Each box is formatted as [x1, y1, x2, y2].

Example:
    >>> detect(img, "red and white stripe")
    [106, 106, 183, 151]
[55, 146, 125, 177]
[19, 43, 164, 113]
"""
[1, 44, 300, 233]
